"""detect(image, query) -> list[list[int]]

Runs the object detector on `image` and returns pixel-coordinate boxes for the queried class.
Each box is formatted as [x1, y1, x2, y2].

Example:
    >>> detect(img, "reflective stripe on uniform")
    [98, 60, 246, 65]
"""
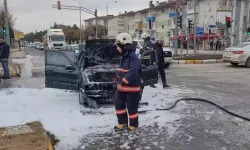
[119, 68, 129, 73]
[116, 109, 127, 115]
[117, 85, 141, 92]
[122, 78, 129, 84]
[129, 113, 138, 119]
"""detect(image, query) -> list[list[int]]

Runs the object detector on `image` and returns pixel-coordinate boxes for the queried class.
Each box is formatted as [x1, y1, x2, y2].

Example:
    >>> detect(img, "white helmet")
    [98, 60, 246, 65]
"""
[116, 32, 133, 45]
[141, 32, 149, 39]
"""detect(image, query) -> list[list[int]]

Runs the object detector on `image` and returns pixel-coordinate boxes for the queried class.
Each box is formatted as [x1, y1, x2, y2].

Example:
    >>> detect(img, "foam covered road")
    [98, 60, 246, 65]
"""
[76, 64, 250, 150]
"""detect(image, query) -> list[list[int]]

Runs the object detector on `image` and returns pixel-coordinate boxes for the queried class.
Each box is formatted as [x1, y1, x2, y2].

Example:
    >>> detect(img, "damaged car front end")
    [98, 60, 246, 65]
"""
[79, 65, 120, 108]
[45, 39, 159, 109]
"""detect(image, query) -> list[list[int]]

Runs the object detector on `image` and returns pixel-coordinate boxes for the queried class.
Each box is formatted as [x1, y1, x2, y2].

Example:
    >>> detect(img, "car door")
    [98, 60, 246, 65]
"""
[45, 50, 79, 90]
[131, 42, 158, 86]
[141, 50, 158, 86]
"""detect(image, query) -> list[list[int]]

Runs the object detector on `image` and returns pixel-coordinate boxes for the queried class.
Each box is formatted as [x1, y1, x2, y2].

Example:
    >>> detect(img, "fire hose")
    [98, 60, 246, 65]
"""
[138, 98, 250, 121]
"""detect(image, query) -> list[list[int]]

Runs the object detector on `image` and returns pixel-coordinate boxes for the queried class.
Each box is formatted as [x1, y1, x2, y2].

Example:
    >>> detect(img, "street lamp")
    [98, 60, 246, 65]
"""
[72, 0, 82, 44]
[106, 0, 119, 38]
[106, 0, 117, 15]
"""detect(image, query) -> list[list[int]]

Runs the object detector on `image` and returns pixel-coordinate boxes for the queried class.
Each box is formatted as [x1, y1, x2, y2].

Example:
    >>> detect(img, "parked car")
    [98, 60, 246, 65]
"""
[223, 42, 250, 68]
[134, 39, 173, 68]
[30, 43, 35, 48]
[69, 44, 80, 54]
[34, 42, 41, 49]
[44, 39, 159, 108]
[38, 43, 45, 50]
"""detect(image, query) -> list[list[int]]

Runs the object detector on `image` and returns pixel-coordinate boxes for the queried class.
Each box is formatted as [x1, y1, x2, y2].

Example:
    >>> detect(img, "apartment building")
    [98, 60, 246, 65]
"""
[231, 0, 250, 46]
[84, 15, 114, 28]
[107, 13, 126, 38]
[108, 1, 178, 45]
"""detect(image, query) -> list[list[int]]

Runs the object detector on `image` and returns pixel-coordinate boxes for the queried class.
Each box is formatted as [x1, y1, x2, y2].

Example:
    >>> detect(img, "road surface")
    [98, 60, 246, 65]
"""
[77, 64, 250, 150]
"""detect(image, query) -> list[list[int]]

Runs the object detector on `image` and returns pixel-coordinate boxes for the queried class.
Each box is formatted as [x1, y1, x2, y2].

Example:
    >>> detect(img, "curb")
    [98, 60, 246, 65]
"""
[172, 59, 225, 64]
[0, 63, 21, 77]
[0, 121, 54, 150]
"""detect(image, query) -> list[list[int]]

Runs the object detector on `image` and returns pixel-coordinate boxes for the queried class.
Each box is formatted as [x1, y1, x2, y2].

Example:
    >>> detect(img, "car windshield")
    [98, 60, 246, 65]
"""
[50, 36, 64, 41]
[235, 43, 250, 48]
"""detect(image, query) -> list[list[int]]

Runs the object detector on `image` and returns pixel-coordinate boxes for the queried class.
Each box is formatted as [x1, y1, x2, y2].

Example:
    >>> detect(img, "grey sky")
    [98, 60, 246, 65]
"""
[7, 0, 150, 33]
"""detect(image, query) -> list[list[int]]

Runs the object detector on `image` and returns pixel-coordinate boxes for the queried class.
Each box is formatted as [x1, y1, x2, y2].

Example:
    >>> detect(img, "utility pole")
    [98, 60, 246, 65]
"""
[174, 7, 179, 55]
[193, 0, 197, 54]
[95, 9, 98, 39]
[4, 0, 12, 63]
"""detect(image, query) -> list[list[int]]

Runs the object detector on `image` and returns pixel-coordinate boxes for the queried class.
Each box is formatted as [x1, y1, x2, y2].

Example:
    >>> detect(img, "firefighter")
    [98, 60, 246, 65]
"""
[114, 32, 142, 131]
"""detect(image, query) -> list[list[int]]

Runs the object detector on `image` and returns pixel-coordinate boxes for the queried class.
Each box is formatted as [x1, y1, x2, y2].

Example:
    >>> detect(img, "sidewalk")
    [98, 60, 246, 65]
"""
[171, 49, 224, 56]
[11, 47, 26, 59]
[0, 48, 24, 77]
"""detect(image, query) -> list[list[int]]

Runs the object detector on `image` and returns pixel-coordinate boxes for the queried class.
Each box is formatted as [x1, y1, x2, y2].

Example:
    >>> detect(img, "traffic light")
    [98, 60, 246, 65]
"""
[139, 30, 143, 34]
[93, 26, 96, 32]
[177, 15, 182, 29]
[247, 28, 250, 35]
[2, 27, 6, 33]
[57, 0, 61, 10]
[167, 31, 170, 37]
[188, 19, 193, 32]
[226, 16, 231, 28]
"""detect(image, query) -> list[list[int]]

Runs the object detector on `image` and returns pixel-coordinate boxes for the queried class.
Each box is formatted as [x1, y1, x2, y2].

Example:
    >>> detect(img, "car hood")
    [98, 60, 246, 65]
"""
[84, 39, 138, 66]
[83, 64, 119, 83]
[84, 39, 118, 65]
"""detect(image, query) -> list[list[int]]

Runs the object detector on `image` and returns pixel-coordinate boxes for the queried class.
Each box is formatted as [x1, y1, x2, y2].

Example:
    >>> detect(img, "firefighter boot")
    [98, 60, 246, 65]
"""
[127, 126, 137, 131]
[163, 82, 171, 88]
[114, 124, 128, 131]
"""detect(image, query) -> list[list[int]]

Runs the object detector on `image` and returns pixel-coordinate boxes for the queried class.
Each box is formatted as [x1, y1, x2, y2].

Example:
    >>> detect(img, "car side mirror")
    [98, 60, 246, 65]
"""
[65, 65, 75, 71]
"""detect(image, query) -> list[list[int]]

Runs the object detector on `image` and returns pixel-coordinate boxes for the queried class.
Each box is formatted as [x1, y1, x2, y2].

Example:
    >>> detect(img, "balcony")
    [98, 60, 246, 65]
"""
[217, 5, 232, 12]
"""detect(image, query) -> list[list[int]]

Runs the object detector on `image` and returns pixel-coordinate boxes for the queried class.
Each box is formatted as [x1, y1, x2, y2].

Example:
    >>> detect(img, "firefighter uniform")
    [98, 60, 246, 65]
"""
[114, 33, 142, 131]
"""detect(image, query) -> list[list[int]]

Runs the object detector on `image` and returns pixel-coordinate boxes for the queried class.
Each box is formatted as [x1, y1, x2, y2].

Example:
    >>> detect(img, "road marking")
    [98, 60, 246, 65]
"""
[32, 67, 45, 69]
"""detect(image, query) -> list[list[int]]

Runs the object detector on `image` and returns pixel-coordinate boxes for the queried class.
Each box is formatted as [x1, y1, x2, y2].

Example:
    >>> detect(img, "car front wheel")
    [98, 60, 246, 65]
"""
[79, 90, 84, 105]
[164, 62, 171, 68]
[230, 62, 238, 67]
[246, 58, 250, 68]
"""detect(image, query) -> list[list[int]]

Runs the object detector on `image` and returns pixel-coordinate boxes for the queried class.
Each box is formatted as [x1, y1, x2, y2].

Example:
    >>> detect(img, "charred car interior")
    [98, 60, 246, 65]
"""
[45, 39, 159, 108]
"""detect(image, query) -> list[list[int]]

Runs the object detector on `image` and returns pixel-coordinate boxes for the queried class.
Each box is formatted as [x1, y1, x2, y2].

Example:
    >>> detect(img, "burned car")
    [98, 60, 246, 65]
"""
[45, 39, 158, 108]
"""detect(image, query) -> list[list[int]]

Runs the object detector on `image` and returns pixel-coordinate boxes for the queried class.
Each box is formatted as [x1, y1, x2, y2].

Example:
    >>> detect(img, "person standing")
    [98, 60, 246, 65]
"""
[154, 39, 170, 88]
[141, 33, 157, 88]
[114, 33, 142, 131]
[0, 39, 10, 79]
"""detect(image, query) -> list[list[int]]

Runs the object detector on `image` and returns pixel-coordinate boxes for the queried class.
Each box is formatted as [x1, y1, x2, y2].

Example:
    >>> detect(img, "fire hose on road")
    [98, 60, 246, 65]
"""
[138, 98, 250, 121]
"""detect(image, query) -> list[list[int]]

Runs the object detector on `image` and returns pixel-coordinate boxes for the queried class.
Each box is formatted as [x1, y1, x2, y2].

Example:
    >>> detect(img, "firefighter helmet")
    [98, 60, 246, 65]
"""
[116, 32, 133, 45]
[141, 32, 149, 39]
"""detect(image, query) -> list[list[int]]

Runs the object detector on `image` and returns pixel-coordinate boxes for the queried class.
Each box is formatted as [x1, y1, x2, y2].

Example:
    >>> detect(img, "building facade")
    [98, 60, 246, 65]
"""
[105, 0, 250, 47]
[84, 15, 114, 28]
[107, 1, 178, 45]
[231, 0, 250, 46]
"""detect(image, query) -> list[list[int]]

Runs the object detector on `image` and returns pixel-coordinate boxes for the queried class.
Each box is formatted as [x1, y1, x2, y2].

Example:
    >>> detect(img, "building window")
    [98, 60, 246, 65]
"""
[221, 0, 227, 6]
[162, 25, 164, 29]
[167, 20, 172, 26]
[162, 9, 164, 13]
[219, 29, 225, 36]
[188, 1, 193, 10]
